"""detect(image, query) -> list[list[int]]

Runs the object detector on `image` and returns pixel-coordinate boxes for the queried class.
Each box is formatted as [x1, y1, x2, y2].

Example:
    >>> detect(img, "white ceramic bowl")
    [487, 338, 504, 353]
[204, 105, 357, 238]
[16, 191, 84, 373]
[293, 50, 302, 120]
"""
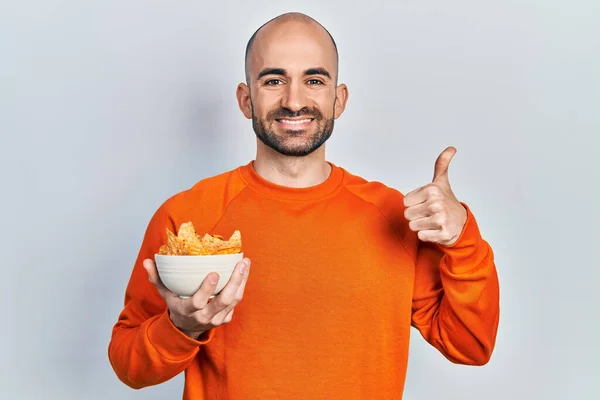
[154, 253, 244, 298]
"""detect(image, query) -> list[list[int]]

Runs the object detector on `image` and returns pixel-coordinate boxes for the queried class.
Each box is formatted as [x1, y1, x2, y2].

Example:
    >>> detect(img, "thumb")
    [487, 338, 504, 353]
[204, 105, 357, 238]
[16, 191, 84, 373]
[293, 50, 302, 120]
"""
[143, 259, 158, 282]
[143, 258, 169, 296]
[432, 146, 457, 183]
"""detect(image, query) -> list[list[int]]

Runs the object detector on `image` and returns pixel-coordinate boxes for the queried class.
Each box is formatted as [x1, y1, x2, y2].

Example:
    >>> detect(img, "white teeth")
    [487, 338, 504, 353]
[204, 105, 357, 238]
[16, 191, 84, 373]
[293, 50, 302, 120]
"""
[280, 119, 311, 125]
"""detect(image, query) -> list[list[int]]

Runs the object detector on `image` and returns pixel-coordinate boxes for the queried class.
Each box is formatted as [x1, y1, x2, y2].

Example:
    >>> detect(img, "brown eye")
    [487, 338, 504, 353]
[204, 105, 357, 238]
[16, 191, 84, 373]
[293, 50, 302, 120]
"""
[265, 79, 282, 85]
[307, 79, 323, 85]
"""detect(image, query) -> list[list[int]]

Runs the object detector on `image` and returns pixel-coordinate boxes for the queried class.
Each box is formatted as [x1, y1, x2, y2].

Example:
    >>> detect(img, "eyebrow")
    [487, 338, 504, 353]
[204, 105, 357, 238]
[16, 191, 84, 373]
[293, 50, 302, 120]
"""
[256, 67, 332, 80]
[256, 68, 286, 80]
[304, 68, 331, 79]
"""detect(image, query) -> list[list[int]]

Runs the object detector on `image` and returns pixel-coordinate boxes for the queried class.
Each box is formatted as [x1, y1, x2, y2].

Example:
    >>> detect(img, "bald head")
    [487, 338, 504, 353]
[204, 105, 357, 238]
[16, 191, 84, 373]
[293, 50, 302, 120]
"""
[244, 13, 339, 84]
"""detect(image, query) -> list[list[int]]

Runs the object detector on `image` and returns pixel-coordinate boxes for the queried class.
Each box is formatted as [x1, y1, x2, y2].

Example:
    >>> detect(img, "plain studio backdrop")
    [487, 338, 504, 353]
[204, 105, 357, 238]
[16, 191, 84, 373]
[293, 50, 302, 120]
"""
[1, 0, 599, 399]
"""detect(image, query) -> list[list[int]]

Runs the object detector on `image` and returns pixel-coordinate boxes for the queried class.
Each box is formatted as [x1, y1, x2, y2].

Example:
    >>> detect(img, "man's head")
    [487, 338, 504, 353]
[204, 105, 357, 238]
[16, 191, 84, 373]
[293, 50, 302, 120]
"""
[244, 14, 340, 85]
[236, 12, 348, 157]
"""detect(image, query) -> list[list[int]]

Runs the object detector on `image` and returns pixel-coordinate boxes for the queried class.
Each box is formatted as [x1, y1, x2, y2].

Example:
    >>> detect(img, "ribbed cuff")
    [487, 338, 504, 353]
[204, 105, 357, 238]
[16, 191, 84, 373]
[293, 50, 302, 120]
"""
[437, 202, 489, 274]
[146, 310, 215, 361]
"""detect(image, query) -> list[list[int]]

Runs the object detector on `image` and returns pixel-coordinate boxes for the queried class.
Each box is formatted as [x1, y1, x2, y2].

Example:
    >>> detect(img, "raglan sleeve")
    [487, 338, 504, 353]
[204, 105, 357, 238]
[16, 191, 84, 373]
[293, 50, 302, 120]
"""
[409, 203, 500, 365]
[107, 203, 215, 389]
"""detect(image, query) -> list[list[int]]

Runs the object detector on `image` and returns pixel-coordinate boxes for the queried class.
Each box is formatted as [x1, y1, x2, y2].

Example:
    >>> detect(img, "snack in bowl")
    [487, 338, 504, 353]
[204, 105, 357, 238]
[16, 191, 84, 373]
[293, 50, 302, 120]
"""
[154, 222, 243, 298]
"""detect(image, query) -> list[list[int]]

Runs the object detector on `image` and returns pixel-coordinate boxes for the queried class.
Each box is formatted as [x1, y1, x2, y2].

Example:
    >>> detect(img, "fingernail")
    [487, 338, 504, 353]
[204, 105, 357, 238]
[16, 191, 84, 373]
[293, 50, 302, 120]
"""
[210, 274, 218, 284]
[239, 259, 250, 275]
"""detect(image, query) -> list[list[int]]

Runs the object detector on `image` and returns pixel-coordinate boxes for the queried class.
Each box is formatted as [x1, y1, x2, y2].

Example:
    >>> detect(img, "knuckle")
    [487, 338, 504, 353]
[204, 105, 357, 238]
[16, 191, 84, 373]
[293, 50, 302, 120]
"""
[234, 292, 244, 303]
[196, 313, 211, 326]
[428, 201, 443, 213]
[213, 292, 229, 310]
[427, 185, 441, 197]
[191, 298, 205, 311]
[408, 220, 418, 231]
[209, 298, 225, 310]
[218, 295, 234, 307]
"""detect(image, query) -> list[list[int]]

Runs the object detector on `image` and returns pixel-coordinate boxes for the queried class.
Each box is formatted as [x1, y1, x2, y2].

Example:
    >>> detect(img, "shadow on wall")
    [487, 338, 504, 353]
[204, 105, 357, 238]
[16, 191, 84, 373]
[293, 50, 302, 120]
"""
[61, 90, 230, 396]
[181, 85, 236, 179]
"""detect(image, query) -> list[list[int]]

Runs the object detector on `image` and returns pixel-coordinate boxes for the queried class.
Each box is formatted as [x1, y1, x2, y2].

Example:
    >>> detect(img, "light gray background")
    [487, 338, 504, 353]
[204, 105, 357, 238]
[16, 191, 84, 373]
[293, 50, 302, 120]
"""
[1, 0, 599, 399]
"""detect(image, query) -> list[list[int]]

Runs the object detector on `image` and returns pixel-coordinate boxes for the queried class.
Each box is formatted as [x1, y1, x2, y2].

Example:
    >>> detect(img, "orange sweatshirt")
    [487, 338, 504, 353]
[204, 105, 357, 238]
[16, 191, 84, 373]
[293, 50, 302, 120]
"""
[108, 161, 500, 399]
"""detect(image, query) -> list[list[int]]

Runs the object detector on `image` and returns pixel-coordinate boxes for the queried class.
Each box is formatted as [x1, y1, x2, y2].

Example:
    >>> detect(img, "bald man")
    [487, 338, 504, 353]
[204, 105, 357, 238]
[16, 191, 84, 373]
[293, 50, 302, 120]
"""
[109, 12, 500, 400]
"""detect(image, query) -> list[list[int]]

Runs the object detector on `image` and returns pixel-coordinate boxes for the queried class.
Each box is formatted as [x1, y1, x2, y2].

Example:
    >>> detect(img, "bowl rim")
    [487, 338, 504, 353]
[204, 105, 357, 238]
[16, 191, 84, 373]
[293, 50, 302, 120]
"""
[154, 252, 243, 259]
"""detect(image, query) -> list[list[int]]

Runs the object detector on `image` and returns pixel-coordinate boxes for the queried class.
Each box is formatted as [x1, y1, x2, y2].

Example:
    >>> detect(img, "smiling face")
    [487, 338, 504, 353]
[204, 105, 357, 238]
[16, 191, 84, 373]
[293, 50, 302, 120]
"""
[250, 64, 336, 157]
[237, 16, 348, 157]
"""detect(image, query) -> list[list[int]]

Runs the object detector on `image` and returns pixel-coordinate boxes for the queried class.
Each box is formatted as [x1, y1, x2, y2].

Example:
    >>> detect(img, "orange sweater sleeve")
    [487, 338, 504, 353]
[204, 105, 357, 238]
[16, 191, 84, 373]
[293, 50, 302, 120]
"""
[107, 203, 213, 389]
[410, 203, 500, 365]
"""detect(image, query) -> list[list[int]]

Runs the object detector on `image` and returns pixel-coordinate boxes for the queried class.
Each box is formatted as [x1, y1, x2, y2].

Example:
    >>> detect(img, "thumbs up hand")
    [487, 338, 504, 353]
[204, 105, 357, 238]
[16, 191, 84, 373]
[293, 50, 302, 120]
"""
[403, 146, 467, 246]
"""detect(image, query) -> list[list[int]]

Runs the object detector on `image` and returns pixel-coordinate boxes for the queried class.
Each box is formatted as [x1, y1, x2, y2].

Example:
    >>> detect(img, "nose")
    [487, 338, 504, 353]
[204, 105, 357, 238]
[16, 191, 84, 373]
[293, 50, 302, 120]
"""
[281, 81, 307, 112]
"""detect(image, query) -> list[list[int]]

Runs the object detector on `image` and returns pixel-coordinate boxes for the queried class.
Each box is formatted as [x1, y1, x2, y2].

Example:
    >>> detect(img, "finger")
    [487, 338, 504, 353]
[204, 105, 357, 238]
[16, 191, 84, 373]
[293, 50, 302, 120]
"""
[233, 265, 250, 300]
[408, 215, 443, 232]
[404, 201, 430, 221]
[210, 306, 236, 327]
[206, 258, 250, 314]
[209, 262, 251, 324]
[432, 146, 456, 183]
[405, 197, 446, 221]
[223, 309, 234, 324]
[143, 259, 171, 298]
[404, 183, 444, 208]
[417, 229, 442, 243]
[403, 186, 428, 208]
[183, 272, 220, 314]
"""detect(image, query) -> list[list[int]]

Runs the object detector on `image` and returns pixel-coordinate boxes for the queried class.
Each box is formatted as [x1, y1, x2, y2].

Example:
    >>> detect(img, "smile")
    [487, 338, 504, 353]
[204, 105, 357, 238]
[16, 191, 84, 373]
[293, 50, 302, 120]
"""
[276, 118, 314, 129]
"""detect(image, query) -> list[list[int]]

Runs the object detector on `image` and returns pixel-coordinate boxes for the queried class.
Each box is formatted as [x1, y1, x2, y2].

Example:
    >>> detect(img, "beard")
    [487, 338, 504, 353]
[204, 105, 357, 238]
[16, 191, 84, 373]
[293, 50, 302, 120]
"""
[251, 104, 335, 157]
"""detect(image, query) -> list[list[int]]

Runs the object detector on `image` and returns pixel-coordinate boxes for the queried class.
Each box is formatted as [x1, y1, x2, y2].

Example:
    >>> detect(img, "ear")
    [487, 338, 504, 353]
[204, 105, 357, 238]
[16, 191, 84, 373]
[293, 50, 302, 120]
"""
[333, 84, 349, 119]
[236, 83, 253, 119]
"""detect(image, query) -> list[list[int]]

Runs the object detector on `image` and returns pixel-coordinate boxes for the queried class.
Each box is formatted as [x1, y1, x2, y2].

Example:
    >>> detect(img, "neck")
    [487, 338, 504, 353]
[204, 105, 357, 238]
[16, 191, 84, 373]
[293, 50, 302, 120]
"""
[253, 142, 332, 188]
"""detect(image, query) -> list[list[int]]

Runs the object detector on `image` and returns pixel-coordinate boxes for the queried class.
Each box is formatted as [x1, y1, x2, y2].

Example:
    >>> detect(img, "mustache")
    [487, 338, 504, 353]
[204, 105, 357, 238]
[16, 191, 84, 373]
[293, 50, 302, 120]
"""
[267, 107, 322, 120]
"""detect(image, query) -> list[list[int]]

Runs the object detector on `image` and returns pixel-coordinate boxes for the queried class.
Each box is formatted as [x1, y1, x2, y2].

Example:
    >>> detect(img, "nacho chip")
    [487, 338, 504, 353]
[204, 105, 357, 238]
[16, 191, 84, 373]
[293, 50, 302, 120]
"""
[159, 222, 242, 255]
[167, 229, 187, 255]
[228, 230, 242, 247]
[215, 230, 242, 254]
[158, 244, 169, 255]
[188, 240, 209, 255]
[177, 222, 208, 255]
[177, 222, 197, 243]
[216, 247, 242, 254]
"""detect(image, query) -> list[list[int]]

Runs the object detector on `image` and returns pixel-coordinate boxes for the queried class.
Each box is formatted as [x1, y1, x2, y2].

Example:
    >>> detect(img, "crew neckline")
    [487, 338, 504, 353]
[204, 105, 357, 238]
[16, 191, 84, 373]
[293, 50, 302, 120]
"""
[238, 160, 346, 202]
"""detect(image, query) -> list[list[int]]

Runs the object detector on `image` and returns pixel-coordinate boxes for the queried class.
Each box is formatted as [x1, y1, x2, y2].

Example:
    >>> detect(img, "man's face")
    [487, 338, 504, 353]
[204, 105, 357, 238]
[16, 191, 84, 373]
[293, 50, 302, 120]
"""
[241, 21, 343, 157]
